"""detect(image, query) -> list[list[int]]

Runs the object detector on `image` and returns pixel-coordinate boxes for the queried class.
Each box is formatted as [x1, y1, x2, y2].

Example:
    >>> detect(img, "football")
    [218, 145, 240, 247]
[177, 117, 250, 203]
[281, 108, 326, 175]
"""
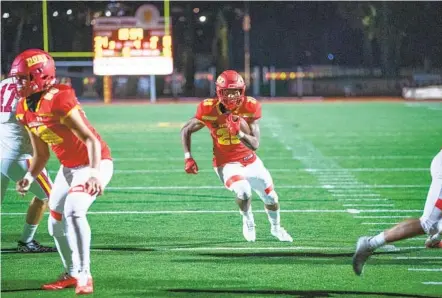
[231, 115, 251, 134]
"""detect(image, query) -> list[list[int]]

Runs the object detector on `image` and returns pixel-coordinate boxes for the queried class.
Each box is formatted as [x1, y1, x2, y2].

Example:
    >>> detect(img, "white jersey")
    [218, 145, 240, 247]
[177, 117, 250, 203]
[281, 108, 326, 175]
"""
[0, 78, 32, 159]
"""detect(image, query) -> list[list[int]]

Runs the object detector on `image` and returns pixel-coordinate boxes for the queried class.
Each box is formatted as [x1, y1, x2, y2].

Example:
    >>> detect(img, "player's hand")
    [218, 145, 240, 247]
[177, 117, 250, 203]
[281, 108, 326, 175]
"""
[226, 114, 241, 136]
[16, 178, 32, 196]
[185, 158, 199, 174]
[85, 177, 103, 196]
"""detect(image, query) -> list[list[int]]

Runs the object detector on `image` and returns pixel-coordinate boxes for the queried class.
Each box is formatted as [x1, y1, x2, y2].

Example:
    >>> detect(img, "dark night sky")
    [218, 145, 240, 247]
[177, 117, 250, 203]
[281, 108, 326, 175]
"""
[1, 1, 442, 71]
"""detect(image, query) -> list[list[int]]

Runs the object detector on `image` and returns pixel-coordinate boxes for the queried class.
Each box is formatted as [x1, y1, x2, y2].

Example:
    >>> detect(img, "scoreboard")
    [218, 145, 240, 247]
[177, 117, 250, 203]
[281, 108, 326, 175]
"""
[92, 5, 173, 75]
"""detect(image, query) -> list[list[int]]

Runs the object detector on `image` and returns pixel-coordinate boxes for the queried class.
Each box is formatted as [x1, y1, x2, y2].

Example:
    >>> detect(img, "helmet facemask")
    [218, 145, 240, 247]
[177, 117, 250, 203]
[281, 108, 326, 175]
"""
[218, 88, 244, 111]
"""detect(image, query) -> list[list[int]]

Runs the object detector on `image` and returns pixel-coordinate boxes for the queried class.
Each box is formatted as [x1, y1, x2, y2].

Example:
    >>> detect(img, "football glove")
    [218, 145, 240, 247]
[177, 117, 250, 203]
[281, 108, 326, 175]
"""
[226, 114, 241, 136]
[184, 158, 199, 174]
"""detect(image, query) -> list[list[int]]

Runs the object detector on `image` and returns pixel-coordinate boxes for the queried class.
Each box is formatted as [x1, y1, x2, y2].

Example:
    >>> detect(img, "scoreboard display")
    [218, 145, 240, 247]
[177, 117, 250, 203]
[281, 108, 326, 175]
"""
[92, 5, 173, 76]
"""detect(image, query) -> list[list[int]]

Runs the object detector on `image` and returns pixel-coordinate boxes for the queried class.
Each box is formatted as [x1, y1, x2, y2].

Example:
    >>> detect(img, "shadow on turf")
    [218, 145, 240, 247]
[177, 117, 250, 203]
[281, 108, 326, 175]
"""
[167, 288, 438, 298]
[1, 280, 44, 293]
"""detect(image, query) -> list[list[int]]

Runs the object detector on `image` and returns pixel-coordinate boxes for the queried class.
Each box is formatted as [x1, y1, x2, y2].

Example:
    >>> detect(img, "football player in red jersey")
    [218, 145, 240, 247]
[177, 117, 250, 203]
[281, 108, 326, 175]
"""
[11, 49, 113, 295]
[181, 70, 292, 242]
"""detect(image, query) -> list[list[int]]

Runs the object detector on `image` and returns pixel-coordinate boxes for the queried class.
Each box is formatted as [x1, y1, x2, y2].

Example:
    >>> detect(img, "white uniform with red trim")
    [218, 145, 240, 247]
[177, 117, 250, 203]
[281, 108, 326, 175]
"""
[420, 150, 442, 235]
[0, 78, 52, 202]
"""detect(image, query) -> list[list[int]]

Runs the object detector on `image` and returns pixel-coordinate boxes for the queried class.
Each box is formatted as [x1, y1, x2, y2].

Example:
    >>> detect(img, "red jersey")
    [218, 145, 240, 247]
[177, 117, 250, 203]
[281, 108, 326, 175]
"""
[195, 96, 262, 167]
[16, 84, 111, 168]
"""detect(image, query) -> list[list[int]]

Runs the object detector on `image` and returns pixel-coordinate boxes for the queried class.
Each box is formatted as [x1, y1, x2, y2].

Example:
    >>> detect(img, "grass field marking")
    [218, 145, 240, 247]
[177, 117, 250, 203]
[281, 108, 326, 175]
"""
[112, 155, 434, 161]
[8, 183, 427, 192]
[343, 204, 394, 207]
[338, 198, 389, 201]
[332, 194, 381, 197]
[0, 208, 424, 216]
[395, 257, 442, 260]
[92, 168, 428, 174]
[361, 222, 399, 225]
[409, 269, 442, 272]
[422, 282, 442, 285]
[354, 216, 411, 218]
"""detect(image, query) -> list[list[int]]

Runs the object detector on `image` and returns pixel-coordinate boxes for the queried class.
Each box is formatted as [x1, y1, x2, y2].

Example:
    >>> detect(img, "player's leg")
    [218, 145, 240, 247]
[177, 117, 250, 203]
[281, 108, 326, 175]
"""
[42, 166, 78, 290]
[215, 163, 255, 242]
[352, 151, 442, 275]
[1, 172, 10, 203]
[245, 157, 292, 242]
[2, 157, 55, 251]
[64, 160, 113, 294]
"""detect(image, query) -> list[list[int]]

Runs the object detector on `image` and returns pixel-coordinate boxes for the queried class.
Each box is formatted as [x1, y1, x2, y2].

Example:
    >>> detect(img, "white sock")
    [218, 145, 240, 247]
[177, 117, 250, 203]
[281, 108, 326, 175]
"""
[48, 216, 77, 277]
[265, 208, 280, 228]
[240, 205, 254, 222]
[20, 223, 38, 243]
[64, 192, 94, 274]
[368, 232, 386, 249]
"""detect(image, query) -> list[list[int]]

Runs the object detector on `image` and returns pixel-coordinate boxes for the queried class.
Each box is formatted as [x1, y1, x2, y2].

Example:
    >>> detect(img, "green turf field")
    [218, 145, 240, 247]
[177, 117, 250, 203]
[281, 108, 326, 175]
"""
[2, 101, 442, 297]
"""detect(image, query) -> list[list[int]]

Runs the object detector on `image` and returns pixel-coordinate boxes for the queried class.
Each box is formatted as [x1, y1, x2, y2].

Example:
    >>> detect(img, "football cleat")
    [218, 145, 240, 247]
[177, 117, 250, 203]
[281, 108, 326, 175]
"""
[352, 236, 374, 276]
[425, 234, 442, 248]
[271, 226, 293, 242]
[75, 275, 93, 295]
[17, 240, 57, 253]
[242, 217, 256, 242]
[42, 273, 77, 290]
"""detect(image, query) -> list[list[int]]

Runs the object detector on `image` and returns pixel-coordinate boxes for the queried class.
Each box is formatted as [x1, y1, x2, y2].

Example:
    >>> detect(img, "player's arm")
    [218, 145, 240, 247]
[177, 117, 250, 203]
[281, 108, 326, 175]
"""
[180, 118, 205, 174]
[180, 117, 205, 157]
[62, 109, 103, 195]
[16, 130, 50, 195]
[238, 119, 260, 151]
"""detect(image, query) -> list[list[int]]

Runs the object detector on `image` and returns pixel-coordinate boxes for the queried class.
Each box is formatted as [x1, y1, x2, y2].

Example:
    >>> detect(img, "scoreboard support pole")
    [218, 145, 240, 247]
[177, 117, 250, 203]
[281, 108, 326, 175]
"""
[103, 76, 112, 104]
[150, 75, 157, 103]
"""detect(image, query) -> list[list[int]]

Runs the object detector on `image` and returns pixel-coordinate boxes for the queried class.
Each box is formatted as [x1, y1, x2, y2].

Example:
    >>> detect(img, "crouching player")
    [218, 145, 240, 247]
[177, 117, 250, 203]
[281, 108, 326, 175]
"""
[11, 49, 113, 295]
[181, 70, 292, 242]
[353, 149, 442, 276]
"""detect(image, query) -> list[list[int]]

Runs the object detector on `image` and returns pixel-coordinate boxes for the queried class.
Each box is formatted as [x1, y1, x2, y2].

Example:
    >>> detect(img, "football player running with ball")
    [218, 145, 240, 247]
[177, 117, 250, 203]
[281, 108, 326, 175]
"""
[11, 49, 113, 295]
[181, 70, 292, 243]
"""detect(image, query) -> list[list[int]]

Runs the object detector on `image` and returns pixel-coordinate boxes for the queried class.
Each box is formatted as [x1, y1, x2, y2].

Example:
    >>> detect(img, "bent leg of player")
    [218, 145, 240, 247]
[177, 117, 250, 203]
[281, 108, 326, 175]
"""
[1, 156, 55, 252]
[63, 160, 113, 294]
[1, 172, 10, 203]
[246, 157, 293, 242]
[43, 166, 78, 291]
[215, 163, 255, 242]
[353, 151, 442, 275]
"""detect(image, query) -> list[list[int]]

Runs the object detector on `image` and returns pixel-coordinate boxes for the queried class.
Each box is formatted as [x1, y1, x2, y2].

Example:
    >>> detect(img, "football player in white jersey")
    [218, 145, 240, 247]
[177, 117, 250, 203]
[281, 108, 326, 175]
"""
[352, 149, 442, 276]
[1, 77, 55, 252]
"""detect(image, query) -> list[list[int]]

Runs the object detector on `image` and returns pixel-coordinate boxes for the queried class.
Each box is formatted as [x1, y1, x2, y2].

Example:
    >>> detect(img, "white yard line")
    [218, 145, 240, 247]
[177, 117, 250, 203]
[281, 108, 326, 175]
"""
[111, 168, 428, 174]
[112, 155, 434, 161]
[422, 282, 442, 285]
[354, 216, 411, 219]
[361, 222, 399, 225]
[408, 268, 442, 272]
[343, 204, 394, 207]
[0, 208, 423, 216]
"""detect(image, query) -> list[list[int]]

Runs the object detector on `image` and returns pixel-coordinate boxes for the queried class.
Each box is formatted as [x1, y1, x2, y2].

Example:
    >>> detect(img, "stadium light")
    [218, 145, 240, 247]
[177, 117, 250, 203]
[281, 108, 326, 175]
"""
[199, 15, 206, 23]
[2, 12, 9, 18]
[53, 11, 59, 17]
[67, 9, 72, 15]
[105, 10, 111, 17]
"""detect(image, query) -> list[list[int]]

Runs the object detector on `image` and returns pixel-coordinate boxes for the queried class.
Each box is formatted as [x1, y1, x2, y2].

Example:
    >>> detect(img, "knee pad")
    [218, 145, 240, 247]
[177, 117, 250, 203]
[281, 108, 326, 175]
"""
[260, 190, 279, 205]
[420, 216, 440, 235]
[48, 211, 66, 237]
[230, 180, 252, 201]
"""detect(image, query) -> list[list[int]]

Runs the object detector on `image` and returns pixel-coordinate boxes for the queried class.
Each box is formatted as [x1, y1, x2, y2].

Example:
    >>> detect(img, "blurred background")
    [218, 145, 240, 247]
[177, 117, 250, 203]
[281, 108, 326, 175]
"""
[1, 0, 442, 101]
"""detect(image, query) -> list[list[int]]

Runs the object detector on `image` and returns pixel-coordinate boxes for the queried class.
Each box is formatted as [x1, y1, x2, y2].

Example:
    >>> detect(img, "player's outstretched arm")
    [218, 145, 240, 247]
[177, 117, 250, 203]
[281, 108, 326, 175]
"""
[239, 120, 261, 151]
[180, 117, 205, 156]
[63, 108, 103, 195]
[16, 130, 50, 195]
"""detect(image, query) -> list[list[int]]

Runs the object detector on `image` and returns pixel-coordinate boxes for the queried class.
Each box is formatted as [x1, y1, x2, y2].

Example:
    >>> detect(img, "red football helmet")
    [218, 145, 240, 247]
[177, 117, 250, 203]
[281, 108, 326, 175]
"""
[216, 70, 246, 110]
[8, 48, 56, 97]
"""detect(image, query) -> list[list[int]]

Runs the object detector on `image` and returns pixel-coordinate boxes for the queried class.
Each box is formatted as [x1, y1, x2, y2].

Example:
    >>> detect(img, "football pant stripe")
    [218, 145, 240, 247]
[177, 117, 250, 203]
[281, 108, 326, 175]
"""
[225, 175, 245, 188]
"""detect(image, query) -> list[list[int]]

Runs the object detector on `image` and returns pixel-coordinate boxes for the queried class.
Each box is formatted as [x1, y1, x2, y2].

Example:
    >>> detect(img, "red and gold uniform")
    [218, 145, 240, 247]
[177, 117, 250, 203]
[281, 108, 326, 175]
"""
[16, 84, 111, 167]
[195, 96, 261, 167]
